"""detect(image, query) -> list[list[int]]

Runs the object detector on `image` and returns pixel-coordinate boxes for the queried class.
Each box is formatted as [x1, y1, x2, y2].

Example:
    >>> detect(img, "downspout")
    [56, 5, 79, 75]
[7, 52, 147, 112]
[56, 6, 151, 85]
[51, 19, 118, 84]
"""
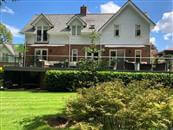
[68, 32, 71, 67]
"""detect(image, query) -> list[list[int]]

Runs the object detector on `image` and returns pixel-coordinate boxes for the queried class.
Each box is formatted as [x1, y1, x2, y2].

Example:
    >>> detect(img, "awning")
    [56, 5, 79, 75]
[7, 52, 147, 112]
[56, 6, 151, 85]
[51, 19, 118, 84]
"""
[105, 45, 145, 48]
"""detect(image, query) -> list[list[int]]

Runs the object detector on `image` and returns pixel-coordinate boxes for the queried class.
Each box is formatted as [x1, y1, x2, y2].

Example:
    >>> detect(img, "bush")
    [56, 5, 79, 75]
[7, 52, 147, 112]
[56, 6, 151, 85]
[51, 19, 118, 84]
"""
[65, 80, 173, 129]
[45, 70, 173, 91]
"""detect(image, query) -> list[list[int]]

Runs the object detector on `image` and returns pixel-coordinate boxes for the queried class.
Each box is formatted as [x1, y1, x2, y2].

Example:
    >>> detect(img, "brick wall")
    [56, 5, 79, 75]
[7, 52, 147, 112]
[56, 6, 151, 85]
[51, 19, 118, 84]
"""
[26, 44, 151, 66]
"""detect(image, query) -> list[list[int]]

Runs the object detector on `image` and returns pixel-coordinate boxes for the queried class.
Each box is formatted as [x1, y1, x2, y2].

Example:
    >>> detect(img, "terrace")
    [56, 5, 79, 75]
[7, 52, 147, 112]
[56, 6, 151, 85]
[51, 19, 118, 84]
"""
[1, 54, 173, 72]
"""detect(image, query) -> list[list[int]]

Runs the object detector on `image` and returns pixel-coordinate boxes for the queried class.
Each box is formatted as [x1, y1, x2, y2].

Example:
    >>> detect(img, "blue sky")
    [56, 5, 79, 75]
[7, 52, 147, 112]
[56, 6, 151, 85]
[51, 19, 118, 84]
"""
[0, 0, 172, 51]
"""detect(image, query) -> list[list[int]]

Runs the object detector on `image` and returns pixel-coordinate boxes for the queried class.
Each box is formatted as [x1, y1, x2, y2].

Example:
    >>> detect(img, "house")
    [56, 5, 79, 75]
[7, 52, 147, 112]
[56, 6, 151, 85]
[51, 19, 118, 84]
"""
[22, 0, 155, 69]
[0, 43, 16, 66]
[157, 48, 173, 71]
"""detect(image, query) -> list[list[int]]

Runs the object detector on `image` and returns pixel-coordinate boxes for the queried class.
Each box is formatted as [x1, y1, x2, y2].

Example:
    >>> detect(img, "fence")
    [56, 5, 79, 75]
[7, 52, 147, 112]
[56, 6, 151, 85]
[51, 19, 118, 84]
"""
[18, 55, 173, 72]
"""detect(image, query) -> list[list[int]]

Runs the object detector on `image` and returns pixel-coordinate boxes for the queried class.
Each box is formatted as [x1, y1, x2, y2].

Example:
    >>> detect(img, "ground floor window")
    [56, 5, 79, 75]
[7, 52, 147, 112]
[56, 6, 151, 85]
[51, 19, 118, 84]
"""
[109, 50, 117, 66]
[85, 52, 99, 60]
[35, 49, 48, 61]
[135, 50, 142, 63]
[72, 49, 78, 62]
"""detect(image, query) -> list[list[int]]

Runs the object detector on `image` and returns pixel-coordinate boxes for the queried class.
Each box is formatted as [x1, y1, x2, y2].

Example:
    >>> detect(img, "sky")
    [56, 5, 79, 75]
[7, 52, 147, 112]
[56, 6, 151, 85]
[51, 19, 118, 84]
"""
[0, 0, 172, 51]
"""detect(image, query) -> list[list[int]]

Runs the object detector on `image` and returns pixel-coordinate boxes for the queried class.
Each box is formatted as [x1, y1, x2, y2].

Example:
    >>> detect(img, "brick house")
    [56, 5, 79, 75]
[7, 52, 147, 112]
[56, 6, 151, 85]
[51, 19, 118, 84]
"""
[21, 0, 155, 68]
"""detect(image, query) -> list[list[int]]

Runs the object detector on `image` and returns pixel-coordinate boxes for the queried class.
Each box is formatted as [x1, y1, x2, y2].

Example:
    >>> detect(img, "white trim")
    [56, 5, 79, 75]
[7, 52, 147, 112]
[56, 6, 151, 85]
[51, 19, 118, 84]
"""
[105, 45, 145, 48]
[29, 44, 65, 47]
[71, 49, 78, 62]
[135, 49, 142, 63]
[66, 15, 87, 26]
[31, 14, 53, 27]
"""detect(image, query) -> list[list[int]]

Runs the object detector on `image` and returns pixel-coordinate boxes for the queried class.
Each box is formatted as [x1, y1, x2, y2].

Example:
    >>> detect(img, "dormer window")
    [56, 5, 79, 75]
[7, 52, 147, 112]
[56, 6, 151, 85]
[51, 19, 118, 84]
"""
[114, 25, 119, 37]
[36, 26, 48, 42]
[72, 25, 81, 36]
[135, 25, 141, 36]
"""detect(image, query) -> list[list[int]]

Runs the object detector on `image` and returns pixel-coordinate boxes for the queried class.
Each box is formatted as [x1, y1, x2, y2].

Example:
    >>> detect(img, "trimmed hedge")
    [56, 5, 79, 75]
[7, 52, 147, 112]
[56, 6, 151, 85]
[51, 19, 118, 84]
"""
[45, 70, 173, 91]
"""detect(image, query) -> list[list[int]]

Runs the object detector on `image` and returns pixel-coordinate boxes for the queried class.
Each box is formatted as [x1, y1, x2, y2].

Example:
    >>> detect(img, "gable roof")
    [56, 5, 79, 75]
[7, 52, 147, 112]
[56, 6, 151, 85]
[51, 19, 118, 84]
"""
[0, 44, 16, 55]
[66, 15, 87, 26]
[30, 13, 54, 27]
[22, 14, 113, 33]
[98, 0, 155, 32]
[22, 0, 155, 34]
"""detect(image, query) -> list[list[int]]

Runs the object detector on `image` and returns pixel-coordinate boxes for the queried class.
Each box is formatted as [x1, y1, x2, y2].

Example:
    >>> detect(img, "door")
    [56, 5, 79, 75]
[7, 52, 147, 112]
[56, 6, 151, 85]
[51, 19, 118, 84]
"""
[117, 49, 125, 70]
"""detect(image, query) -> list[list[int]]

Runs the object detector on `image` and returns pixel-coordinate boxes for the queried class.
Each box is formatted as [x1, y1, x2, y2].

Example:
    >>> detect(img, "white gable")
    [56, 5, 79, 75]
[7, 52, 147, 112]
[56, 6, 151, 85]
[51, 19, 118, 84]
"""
[100, 5, 150, 45]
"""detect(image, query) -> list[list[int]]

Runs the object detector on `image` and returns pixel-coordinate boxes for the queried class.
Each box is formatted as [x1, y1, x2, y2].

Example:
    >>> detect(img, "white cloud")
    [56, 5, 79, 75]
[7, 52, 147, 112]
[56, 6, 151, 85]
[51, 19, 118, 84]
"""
[4, 24, 22, 38]
[163, 33, 173, 40]
[100, 1, 120, 13]
[0, 6, 14, 15]
[150, 37, 156, 45]
[152, 11, 173, 40]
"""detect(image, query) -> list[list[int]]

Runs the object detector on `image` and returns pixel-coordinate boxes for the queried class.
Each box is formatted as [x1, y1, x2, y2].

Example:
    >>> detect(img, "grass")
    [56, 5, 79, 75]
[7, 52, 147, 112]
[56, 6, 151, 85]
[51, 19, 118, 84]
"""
[0, 90, 76, 130]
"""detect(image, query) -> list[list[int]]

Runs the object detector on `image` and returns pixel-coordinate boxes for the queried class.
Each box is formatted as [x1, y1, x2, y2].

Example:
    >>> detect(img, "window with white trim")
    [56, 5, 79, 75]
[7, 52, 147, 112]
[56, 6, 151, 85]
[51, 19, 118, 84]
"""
[35, 49, 48, 60]
[36, 26, 48, 42]
[72, 49, 78, 62]
[135, 25, 141, 36]
[135, 50, 141, 63]
[109, 50, 117, 66]
[72, 25, 81, 36]
[85, 52, 99, 60]
[114, 25, 119, 37]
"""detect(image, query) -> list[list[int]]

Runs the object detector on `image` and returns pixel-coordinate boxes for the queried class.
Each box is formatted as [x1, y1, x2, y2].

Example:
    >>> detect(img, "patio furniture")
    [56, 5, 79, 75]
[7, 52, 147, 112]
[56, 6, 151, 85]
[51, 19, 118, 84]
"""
[140, 64, 152, 71]
[153, 63, 166, 72]
[125, 61, 135, 71]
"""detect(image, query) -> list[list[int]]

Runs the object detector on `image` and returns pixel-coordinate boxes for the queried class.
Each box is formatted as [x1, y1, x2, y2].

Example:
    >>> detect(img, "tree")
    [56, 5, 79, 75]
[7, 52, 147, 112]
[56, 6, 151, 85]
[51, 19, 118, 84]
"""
[0, 23, 12, 44]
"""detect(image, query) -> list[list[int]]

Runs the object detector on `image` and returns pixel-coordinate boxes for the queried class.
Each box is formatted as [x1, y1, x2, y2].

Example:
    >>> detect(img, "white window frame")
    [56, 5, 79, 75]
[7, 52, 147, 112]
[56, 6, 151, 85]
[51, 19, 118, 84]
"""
[109, 49, 117, 66]
[114, 24, 120, 37]
[71, 49, 78, 62]
[135, 24, 141, 37]
[36, 26, 49, 42]
[35, 48, 48, 60]
[71, 25, 81, 36]
[135, 50, 142, 63]
[85, 51, 100, 60]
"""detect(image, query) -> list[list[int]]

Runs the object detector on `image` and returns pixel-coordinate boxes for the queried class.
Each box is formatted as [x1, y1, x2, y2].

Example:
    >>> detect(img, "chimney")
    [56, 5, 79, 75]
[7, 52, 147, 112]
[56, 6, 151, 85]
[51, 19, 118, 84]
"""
[80, 5, 87, 16]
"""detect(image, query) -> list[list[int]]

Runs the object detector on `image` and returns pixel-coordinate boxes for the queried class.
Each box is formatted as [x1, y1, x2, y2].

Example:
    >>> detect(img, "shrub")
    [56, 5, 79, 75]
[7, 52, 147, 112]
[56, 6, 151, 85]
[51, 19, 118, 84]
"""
[45, 70, 173, 91]
[65, 80, 173, 129]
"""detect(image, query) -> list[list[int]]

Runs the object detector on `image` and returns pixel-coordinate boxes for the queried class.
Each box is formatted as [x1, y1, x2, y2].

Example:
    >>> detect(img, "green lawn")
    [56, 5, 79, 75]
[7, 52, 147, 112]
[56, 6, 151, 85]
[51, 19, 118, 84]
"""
[0, 91, 75, 130]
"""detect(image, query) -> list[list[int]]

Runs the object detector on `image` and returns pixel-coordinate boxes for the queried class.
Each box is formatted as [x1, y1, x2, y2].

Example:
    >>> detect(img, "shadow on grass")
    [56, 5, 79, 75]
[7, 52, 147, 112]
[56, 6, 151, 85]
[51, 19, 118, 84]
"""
[20, 114, 77, 130]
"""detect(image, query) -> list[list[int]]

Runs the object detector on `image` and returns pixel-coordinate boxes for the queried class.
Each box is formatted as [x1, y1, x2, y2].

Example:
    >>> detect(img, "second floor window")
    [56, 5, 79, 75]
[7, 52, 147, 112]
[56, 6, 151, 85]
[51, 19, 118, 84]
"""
[114, 25, 119, 37]
[135, 25, 141, 36]
[37, 26, 48, 42]
[72, 25, 81, 36]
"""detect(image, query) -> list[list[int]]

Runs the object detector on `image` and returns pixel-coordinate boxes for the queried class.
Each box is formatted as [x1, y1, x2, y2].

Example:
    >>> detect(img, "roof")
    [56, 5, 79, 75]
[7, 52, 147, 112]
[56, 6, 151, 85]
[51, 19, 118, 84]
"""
[21, 14, 113, 33]
[22, 0, 155, 34]
[0, 44, 16, 55]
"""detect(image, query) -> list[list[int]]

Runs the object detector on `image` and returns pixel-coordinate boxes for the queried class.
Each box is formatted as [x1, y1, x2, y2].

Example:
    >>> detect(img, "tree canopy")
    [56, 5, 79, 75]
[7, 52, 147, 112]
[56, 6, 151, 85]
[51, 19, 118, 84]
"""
[0, 23, 13, 44]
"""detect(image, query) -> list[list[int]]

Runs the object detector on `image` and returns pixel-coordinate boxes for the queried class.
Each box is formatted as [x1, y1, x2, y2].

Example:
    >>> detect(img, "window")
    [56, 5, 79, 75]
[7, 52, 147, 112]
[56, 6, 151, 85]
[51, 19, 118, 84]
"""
[135, 50, 141, 63]
[37, 26, 42, 42]
[135, 25, 141, 36]
[114, 25, 119, 37]
[2, 53, 9, 62]
[109, 50, 117, 66]
[43, 26, 48, 41]
[72, 25, 81, 36]
[36, 26, 48, 42]
[35, 49, 48, 61]
[85, 52, 99, 60]
[72, 49, 78, 62]
[72, 26, 76, 36]
[77, 26, 81, 35]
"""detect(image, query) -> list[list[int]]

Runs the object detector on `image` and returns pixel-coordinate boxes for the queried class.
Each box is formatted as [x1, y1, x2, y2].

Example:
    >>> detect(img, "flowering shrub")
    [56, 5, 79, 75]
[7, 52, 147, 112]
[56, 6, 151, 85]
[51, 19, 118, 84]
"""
[66, 80, 173, 129]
